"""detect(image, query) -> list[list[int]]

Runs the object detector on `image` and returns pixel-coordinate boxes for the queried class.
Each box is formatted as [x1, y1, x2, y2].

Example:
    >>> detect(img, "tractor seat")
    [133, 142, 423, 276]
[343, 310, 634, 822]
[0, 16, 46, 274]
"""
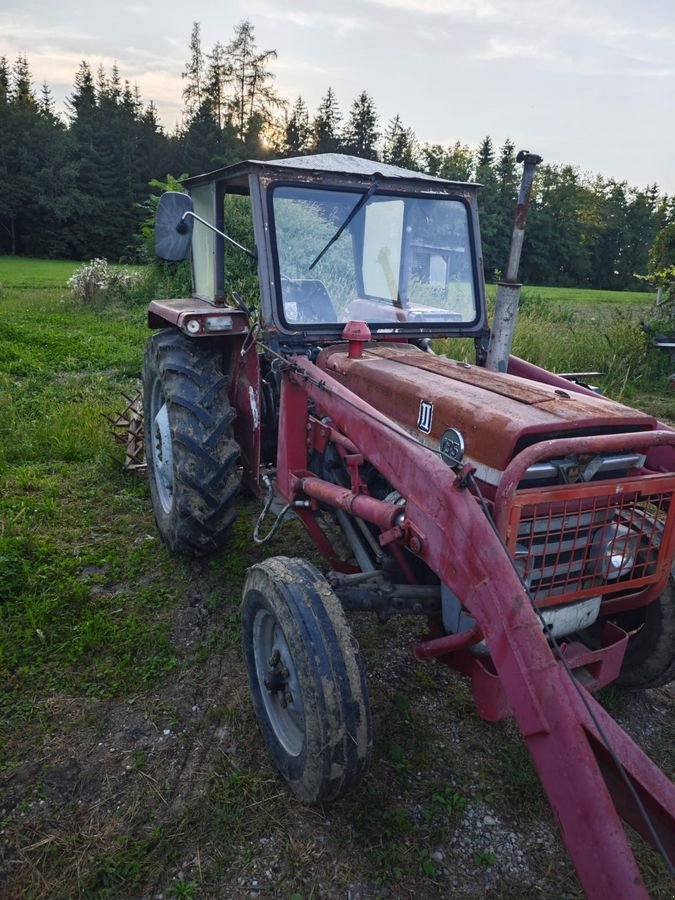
[282, 278, 337, 324]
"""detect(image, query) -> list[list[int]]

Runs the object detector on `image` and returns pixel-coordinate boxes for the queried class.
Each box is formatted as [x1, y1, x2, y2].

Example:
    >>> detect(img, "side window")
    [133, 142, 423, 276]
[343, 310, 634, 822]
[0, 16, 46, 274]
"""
[222, 194, 259, 304]
[190, 183, 217, 300]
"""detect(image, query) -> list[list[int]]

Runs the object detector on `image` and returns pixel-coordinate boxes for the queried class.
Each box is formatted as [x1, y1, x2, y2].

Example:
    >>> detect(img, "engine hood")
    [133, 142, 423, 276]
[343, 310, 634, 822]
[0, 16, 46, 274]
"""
[316, 344, 656, 481]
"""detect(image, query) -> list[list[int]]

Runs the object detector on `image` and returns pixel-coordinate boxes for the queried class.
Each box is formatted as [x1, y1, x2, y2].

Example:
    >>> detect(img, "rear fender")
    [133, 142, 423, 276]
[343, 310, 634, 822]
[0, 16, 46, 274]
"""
[148, 297, 250, 337]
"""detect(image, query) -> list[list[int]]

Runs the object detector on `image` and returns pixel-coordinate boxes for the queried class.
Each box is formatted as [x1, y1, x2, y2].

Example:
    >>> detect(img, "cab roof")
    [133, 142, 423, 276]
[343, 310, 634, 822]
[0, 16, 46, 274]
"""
[182, 153, 476, 194]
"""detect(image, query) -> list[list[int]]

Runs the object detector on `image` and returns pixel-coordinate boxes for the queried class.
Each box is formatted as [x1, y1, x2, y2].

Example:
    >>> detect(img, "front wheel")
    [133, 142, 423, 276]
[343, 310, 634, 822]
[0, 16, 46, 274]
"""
[242, 557, 372, 803]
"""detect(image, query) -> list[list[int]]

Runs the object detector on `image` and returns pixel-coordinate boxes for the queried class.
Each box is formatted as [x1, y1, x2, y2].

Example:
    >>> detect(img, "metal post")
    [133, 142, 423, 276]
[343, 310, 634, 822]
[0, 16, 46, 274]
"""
[485, 150, 543, 372]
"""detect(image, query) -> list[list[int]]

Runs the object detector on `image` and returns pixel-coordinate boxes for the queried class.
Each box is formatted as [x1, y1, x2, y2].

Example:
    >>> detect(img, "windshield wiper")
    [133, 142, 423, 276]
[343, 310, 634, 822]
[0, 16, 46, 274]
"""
[308, 176, 380, 271]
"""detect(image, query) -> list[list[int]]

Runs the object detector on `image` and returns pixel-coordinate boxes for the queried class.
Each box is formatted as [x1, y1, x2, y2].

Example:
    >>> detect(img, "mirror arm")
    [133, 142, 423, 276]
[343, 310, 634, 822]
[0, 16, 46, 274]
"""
[180, 211, 257, 261]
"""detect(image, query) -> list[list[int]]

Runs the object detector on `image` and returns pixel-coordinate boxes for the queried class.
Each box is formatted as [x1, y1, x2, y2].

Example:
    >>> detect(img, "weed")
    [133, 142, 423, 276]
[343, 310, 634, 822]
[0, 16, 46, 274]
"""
[68, 258, 142, 306]
[167, 879, 200, 899]
[419, 852, 437, 877]
[474, 849, 496, 867]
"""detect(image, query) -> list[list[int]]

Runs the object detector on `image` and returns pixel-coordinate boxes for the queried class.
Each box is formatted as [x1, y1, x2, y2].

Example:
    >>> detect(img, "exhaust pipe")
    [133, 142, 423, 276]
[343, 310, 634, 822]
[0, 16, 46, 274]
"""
[485, 150, 543, 372]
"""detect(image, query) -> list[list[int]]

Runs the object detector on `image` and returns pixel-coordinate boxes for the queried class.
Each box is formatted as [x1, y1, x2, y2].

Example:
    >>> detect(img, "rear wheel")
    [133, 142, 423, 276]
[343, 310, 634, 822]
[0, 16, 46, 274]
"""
[612, 572, 675, 689]
[143, 329, 241, 556]
[242, 557, 372, 803]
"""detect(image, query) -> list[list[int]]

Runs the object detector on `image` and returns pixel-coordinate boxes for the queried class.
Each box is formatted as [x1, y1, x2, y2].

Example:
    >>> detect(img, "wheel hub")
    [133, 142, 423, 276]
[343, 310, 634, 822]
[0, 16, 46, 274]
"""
[264, 654, 293, 705]
[253, 609, 304, 756]
[152, 399, 173, 514]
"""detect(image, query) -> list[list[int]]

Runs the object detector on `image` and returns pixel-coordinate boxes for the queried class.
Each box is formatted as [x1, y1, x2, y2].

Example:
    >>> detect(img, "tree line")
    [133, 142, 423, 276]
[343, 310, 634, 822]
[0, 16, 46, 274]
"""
[1, 19, 673, 290]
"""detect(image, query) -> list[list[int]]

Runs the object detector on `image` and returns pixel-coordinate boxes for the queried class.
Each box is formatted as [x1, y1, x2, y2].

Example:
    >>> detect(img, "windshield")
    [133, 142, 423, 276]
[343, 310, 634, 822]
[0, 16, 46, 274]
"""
[271, 184, 477, 328]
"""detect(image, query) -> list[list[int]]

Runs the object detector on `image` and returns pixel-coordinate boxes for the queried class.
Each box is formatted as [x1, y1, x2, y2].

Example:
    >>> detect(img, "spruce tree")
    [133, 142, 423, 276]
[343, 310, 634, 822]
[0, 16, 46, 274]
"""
[284, 96, 310, 155]
[495, 139, 519, 270]
[182, 22, 205, 121]
[342, 91, 379, 160]
[473, 136, 500, 277]
[311, 88, 342, 153]
[382, 115, 417, 169]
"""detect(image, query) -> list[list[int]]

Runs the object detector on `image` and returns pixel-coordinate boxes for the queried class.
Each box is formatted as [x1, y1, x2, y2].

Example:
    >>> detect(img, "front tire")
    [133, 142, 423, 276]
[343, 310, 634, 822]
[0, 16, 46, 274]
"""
[143, 329, 241, 556]
[242, 557, 372, 803]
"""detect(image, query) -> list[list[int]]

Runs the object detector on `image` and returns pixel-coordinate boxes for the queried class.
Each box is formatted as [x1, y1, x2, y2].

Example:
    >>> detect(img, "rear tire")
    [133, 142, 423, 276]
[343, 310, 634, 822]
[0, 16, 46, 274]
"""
[242, 557, 372, 803]
[143, 329, 241, 556]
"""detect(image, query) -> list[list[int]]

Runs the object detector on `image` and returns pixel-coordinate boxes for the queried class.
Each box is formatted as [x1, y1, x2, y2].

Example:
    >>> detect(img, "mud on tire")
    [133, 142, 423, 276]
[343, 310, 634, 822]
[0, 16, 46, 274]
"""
[143, 329, 241, 556]
[242, 557, 373, 803]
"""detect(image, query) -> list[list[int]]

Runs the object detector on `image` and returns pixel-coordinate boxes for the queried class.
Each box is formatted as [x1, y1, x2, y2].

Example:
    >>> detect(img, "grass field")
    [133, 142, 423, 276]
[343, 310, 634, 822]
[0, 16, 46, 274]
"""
[0, 257, 82, 289]
[486, 282, 655, 307]
[0, 260, 673, 899]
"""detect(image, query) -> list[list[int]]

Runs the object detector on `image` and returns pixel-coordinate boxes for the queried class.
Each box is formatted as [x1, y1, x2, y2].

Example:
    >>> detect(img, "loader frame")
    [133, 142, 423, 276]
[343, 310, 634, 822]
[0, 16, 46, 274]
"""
[274, 351, 675, 899]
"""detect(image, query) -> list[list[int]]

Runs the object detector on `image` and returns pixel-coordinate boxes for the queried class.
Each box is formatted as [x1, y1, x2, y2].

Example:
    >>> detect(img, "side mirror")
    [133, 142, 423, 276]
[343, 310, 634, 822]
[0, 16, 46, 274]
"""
[155, 192, 194, 261]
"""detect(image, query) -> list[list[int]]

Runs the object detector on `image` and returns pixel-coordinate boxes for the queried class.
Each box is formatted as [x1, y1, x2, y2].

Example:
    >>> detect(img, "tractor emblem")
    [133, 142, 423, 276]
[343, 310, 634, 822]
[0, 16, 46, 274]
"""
[417, 399, 433, 434]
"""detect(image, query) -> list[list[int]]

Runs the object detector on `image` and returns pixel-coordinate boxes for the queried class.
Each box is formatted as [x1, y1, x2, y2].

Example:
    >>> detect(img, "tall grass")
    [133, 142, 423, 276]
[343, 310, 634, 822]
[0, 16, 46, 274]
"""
[437, 289, 668, 399]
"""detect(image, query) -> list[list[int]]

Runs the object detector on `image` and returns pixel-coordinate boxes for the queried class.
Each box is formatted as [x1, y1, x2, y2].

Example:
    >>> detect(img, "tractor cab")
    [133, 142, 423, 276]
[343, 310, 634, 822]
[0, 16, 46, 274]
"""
[154, 154, 488, 350]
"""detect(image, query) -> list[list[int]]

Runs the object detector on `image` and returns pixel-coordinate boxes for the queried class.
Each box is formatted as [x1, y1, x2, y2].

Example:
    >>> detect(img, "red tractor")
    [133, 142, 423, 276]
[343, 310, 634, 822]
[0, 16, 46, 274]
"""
[145, 153, 675, 897]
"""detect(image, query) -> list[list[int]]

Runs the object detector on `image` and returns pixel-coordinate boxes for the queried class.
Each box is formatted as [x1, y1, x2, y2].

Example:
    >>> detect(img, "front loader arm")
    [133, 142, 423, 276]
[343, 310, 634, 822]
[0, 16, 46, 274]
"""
[278, 357, 674, 899]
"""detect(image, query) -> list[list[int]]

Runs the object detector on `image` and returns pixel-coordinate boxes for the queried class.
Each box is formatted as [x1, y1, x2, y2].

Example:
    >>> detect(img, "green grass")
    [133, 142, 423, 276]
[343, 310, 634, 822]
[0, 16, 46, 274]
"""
[0, 259, 673, 899]
[486, 282, 655, 307]
[437, 284, 674, 407]
[0, 256, 143, 290]
[0, 257, 82, 288]
[0, 268, 179, 720]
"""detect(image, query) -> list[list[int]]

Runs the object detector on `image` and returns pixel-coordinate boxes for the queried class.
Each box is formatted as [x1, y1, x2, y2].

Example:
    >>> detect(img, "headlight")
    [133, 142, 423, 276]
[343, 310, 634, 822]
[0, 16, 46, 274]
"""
[589, 523, 640, 580]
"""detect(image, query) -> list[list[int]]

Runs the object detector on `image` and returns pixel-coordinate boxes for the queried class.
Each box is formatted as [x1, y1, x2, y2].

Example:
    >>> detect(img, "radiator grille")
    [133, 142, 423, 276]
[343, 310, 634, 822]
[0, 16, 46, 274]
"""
[505, 477, 675, 605]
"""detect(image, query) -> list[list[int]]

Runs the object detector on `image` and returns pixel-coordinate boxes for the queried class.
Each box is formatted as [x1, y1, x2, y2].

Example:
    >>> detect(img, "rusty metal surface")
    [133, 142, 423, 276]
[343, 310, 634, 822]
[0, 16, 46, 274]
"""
[277, 354, 673, 897]
[182, 152, 473, 190]
[106, 391, 146, 474]
[317, 345, 655, 472]
[147, 298, 250, 334]
[486, 151, 542, 373]
[508, 354, 675, 474]
[291, 475, 404, 531]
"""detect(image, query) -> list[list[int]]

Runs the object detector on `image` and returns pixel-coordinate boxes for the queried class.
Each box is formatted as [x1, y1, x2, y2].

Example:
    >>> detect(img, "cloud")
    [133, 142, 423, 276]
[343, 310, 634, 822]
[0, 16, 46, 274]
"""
[0, 14, 94, 48]
[252, 5, 363, 36]
[367, 0, 496, 16]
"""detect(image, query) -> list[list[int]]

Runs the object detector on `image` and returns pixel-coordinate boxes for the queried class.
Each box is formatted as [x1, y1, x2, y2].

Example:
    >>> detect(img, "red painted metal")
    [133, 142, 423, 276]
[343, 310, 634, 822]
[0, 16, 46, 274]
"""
[276, 355, 675, 898]
[147, 297, 249, 334]
[308, 416, 360, 456]
[318, 344, 656, 473]
[290, 474, 404, 531]
[413, 625, 482, 660]
[275, 371, 310, 501]
[501, 475, 675, 607]
[495, 431, 675, 523]
[508, 354, 675, 474]
[342, 320, 371, 358]
[229, 336, 261, 496]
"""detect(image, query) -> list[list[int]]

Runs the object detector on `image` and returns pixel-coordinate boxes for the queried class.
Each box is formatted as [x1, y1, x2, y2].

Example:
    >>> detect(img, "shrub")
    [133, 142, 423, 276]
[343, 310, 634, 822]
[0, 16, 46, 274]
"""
[68, 258, 142, 306]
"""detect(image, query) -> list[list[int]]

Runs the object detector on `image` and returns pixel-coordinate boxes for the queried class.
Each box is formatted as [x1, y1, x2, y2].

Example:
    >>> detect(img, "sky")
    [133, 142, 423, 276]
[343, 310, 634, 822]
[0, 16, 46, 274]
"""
[1, 0, 674, 192]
